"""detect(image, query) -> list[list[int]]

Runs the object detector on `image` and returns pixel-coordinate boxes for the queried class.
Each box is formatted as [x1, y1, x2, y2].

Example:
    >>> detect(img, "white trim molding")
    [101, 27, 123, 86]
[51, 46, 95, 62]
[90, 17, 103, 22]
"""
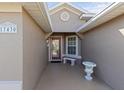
[0, 81, 22, 90]
[50, 7, 81, 16]
[119, 28, 124, 36]
[49, 3, 89, 16]
[77, 2, 123, 33]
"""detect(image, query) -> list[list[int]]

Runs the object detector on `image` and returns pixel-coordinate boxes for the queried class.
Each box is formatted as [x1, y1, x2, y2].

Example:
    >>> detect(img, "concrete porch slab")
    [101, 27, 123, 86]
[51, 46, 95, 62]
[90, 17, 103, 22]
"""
[36, 63, 111, 90]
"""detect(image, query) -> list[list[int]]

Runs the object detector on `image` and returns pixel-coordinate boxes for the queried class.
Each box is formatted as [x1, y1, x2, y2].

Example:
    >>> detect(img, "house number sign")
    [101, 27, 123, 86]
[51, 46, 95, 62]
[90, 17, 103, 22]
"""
[0, 22, 17, 33]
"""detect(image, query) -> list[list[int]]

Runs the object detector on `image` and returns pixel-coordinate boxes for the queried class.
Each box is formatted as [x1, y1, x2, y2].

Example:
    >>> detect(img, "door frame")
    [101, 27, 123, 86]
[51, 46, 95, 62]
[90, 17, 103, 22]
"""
[48, 36, 63, 61]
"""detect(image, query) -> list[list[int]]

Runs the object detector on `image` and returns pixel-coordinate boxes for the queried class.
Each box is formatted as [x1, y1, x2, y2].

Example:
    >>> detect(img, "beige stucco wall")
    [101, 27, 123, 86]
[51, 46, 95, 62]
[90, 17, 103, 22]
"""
[0, 3, 22, 12]
[82, 14, 124, 89]
[0, 3, 48, 89]
[0, 5, 23, 82]
[50, 9, 86, 32]
[22, 9, 48, 89]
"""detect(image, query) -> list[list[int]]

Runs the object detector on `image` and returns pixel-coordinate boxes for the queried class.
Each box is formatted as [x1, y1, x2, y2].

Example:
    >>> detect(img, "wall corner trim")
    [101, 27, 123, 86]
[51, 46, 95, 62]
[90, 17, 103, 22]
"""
[0, 81, 22, 90]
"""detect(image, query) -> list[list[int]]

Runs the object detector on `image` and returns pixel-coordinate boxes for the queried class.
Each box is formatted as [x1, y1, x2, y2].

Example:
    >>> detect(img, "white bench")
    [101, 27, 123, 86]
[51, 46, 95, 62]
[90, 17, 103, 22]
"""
[63, 57, 76, 66]
[62, 55, 82, 66]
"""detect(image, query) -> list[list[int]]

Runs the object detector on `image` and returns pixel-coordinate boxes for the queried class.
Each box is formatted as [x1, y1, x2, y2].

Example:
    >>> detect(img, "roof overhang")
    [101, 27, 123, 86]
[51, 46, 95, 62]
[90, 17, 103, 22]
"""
[77, 2, 124, 33]
[22, 2, 52, 32]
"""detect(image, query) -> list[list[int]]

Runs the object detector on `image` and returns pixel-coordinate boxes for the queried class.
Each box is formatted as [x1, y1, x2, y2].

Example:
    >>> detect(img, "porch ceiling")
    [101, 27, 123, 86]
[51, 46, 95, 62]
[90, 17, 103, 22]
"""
[22, 2, 52, 32]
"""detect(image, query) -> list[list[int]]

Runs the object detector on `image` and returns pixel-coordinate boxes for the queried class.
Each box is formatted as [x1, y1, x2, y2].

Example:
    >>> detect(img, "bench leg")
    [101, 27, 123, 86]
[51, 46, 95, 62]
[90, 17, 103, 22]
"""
[71, 60, 75, 66]
[63, 59, 66, 64]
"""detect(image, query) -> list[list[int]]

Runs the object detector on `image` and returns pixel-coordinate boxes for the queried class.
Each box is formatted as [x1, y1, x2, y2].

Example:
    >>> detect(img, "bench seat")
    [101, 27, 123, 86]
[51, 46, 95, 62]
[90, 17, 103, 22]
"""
[62, 55, 82, 66]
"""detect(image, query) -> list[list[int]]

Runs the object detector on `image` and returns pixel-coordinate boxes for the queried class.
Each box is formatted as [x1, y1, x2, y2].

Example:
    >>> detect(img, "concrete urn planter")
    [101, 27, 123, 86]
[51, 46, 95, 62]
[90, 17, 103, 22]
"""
[82, 61, 96, 80]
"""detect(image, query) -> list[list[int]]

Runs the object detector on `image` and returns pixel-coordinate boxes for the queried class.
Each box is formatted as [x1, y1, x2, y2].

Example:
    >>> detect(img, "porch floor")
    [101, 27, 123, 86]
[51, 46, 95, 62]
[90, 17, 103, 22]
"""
[36, 63, 112, 90]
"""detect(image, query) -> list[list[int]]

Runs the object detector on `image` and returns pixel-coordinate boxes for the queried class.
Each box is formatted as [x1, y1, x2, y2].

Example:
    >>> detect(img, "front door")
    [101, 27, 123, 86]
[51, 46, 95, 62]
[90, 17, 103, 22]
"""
[49, 37, 62, 61]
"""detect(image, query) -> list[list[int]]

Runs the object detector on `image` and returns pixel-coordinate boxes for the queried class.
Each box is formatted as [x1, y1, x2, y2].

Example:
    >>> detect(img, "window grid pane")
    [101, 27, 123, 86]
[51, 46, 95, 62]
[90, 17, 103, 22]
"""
[67, 36, 77, 55]
[68, 46, 76, 55]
